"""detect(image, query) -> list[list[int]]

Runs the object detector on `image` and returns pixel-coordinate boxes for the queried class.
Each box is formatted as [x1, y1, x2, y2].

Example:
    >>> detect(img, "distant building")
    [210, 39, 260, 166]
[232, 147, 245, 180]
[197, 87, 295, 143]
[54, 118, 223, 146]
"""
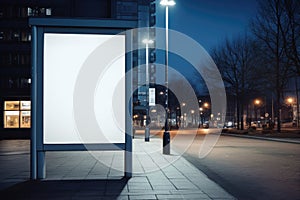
[0, 0, 156, 138]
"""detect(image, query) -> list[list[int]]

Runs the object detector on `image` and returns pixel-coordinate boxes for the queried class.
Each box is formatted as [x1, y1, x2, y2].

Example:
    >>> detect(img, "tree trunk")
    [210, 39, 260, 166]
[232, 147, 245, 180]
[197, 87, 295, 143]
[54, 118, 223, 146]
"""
[241, 103, 244, 130]
[276, 89, 281, 132]
[236, 96, 240, 130]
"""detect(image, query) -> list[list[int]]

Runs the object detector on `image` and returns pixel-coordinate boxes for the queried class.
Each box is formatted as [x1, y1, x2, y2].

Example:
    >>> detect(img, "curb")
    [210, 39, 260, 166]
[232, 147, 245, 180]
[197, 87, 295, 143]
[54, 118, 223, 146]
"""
[222, 133, 300, 144]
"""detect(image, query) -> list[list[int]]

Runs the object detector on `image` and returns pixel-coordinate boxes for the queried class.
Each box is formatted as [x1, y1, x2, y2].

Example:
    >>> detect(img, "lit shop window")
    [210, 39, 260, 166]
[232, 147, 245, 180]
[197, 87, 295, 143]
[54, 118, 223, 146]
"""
[4, 101, 20, 110]
[4, 111, 19, 128]
[4, 101, 31, 128]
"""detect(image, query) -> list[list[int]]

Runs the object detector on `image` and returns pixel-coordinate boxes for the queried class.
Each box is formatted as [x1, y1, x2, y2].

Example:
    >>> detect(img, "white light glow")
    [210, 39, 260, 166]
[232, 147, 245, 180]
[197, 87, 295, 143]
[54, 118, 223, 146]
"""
[43, 33, 125, 144]
[160, 0, 176, 6]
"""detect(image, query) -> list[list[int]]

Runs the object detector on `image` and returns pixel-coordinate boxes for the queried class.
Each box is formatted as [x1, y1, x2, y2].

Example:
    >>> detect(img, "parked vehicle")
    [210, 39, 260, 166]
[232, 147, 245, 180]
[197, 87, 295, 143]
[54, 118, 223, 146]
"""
[203, 121, 209, 129]
[224, 121, 234, 128]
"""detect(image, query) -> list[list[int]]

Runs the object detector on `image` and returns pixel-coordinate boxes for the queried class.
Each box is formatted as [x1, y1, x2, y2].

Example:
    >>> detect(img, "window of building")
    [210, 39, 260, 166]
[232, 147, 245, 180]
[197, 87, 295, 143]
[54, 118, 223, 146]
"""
[0, 8, 4, 18]
[4, 101, 31, 128]
[0, 31, 4, 40]
[21, 30, 31, 42]
[27, 7, 52, 17]
[20, 78, 31, 88]
[46, 8, 52, 16]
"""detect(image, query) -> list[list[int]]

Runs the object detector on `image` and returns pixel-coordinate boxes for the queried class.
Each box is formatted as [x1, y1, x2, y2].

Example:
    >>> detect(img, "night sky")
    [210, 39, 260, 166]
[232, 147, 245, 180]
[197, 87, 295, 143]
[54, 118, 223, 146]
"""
[156, 0, 258, 51]
[155, 0, 259, 93]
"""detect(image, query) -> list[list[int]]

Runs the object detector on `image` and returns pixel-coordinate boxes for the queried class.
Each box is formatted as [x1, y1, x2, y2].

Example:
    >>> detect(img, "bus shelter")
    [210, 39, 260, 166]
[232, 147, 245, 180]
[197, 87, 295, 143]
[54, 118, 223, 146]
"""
[29, 18, 135, 179]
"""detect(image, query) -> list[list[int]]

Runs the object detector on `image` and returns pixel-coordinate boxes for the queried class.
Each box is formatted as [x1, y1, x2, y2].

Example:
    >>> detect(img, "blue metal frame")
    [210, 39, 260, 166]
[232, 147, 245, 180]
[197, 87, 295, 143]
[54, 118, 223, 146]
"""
[30, 18, 135, 179]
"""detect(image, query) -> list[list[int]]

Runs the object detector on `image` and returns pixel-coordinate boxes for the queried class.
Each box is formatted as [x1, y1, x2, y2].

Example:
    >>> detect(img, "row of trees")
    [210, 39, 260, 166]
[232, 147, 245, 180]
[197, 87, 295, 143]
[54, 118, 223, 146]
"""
[212, 0, 299, 131]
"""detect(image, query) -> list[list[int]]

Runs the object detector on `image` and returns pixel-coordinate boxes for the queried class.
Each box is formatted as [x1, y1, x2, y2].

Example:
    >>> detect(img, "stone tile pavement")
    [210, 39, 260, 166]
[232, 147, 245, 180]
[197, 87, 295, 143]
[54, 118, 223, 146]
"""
[0, 139, 236, 199]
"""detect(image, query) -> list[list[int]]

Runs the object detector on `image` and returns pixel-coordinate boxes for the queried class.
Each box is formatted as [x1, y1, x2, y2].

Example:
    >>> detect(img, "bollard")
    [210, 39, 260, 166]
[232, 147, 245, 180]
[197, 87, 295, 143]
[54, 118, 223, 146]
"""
[163, 131, 170, 154]
[133, 127, 136, 139]
[145, 127, 150, 142]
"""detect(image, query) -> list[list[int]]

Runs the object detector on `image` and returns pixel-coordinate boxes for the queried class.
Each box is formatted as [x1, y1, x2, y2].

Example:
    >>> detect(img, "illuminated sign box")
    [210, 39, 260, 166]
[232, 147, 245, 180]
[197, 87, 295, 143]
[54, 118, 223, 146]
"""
[43, 33, 125, 144]
[29, 18, 135, 179]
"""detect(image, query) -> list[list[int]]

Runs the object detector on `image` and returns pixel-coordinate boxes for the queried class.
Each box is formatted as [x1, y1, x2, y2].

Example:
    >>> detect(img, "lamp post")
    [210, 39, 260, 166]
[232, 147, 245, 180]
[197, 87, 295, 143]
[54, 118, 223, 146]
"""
[286, 97, 294, 122]
[202, 102, 209, 124]
[199, 107, 203, 127]
[203, 102, 209, 108]
[191, 110, 195, 126]
[160, 0, 175, 155]
[142, 39, 154, 142]
[254, 99, 261, 127]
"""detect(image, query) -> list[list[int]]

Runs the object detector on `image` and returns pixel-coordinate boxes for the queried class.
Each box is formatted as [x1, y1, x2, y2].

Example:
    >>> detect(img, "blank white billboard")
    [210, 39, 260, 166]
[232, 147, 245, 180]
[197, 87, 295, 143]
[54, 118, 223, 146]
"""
[43, 33, 125, 144]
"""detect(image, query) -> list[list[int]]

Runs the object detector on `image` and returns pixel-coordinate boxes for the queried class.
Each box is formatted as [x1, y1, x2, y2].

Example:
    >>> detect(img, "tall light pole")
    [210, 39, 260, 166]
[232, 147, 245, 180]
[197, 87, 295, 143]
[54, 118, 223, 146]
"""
[286, 97, 294, 122]
[254, 99, 261, 127]
[142, 38, 154, 142]
[160, 0, 175, 155]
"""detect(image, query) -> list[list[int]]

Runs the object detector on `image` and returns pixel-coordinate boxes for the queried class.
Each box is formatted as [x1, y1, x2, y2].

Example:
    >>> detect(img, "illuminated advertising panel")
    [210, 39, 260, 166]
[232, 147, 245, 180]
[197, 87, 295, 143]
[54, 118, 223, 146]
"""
[43, 33, 125, 144]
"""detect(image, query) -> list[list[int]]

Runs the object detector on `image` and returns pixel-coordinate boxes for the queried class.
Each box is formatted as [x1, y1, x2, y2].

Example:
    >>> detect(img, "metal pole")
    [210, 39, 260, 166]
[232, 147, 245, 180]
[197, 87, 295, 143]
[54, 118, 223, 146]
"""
[145, 43, 150, 141]
[37, 151, 46, 179]
[272, 95, 274, 124]
[31, 25, 37, 180]
[295, 77, 300, 128]
[125, 30, 133, 178]
[163, 5, 170, 154]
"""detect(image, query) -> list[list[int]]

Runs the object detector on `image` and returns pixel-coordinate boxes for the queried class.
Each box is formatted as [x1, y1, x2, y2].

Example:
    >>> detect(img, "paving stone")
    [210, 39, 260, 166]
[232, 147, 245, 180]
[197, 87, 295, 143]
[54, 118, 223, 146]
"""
[129, 194, 157, 199]
[151, 185, 176, 190]
[0, 139, 235, 200]
[156, 194, 185, 199]
[128, 184, 152, 190]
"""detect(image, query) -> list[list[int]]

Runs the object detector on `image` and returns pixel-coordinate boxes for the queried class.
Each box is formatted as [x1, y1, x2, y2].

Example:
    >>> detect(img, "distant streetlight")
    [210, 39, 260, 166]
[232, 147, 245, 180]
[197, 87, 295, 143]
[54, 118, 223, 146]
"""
[161, 0, 175, 154]
[203, 102, 209, 108]
[191, 110, 195, 126]
[254, 99, 262, 127]
[287, 97, 294, 104]
[286, 97, 295, 122]
[142, 39, 154, 142]
[255, 99, 261, 105]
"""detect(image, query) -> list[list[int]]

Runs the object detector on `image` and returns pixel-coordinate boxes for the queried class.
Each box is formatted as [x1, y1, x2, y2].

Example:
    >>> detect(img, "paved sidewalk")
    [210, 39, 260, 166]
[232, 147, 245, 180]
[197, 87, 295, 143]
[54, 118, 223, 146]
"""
[0, 139, 235, 199]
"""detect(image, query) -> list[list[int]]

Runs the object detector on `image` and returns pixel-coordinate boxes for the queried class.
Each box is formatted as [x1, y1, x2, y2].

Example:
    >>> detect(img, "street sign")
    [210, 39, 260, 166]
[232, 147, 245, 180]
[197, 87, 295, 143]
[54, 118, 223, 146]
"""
[149, 88, 156, 106]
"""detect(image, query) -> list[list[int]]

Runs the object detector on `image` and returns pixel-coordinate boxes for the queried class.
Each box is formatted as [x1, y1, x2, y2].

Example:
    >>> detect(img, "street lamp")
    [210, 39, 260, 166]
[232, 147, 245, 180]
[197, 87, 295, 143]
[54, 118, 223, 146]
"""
[286, 97, 294, 122]
[199, 107, 203, 127]
[160, 0, 175, 155]
[142, 39, 154, 142]
[255, 99, 261, 105]
[254, 99, 261, 127]
[191, 110, 195, 126]
[287, 97, 293, 104]
[160, 0, 176, 6]
[204, 102, 209, 108]
[182, 102, 186, 128]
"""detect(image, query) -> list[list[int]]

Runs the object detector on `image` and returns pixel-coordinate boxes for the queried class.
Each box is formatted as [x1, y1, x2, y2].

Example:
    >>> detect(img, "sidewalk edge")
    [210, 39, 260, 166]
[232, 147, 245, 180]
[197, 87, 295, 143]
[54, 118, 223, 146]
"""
[222, 133, 300, 144]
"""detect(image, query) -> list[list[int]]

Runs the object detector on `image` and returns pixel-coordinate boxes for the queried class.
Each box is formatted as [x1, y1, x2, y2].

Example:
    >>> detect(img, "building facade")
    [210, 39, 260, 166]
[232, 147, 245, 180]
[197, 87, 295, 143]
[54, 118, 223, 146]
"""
[0, 0, 156, 138]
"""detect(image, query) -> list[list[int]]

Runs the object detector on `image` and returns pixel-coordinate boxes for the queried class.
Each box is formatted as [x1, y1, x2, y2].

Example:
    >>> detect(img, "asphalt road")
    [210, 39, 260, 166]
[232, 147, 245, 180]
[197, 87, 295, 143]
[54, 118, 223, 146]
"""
[172, 129, 300, 200]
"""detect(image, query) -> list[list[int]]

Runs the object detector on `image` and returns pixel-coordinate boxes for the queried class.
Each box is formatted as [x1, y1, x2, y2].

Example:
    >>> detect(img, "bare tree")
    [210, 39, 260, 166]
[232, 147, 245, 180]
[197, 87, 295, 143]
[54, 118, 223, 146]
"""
[282, 0, 300, 75]
[251, 0, 298, 132]
[212, 35, 260, 130]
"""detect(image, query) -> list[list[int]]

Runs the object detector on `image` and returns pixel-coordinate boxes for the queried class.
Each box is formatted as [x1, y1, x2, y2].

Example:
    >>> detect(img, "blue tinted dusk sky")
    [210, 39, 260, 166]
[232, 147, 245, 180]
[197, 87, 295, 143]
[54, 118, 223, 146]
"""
[156, 0, 259, 51]
[155, 0, 259, 92]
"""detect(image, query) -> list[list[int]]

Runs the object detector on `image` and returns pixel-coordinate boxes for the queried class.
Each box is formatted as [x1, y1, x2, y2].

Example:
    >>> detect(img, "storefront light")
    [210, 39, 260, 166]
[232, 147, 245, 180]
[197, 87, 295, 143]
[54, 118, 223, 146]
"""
[3, 100, 31, 128]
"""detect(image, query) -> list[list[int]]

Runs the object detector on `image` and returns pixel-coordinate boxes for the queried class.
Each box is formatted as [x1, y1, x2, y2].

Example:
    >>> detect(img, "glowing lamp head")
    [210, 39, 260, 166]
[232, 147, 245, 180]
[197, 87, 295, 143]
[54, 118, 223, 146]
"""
[287, 98, 293, 104]
[254, 99, 261, 105]
[160, 0, 176, 6]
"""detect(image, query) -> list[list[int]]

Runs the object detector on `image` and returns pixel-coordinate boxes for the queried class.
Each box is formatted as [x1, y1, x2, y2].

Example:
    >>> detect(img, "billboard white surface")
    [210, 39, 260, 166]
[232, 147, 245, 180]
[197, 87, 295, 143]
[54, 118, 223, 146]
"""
[43, 33, 125, 144]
